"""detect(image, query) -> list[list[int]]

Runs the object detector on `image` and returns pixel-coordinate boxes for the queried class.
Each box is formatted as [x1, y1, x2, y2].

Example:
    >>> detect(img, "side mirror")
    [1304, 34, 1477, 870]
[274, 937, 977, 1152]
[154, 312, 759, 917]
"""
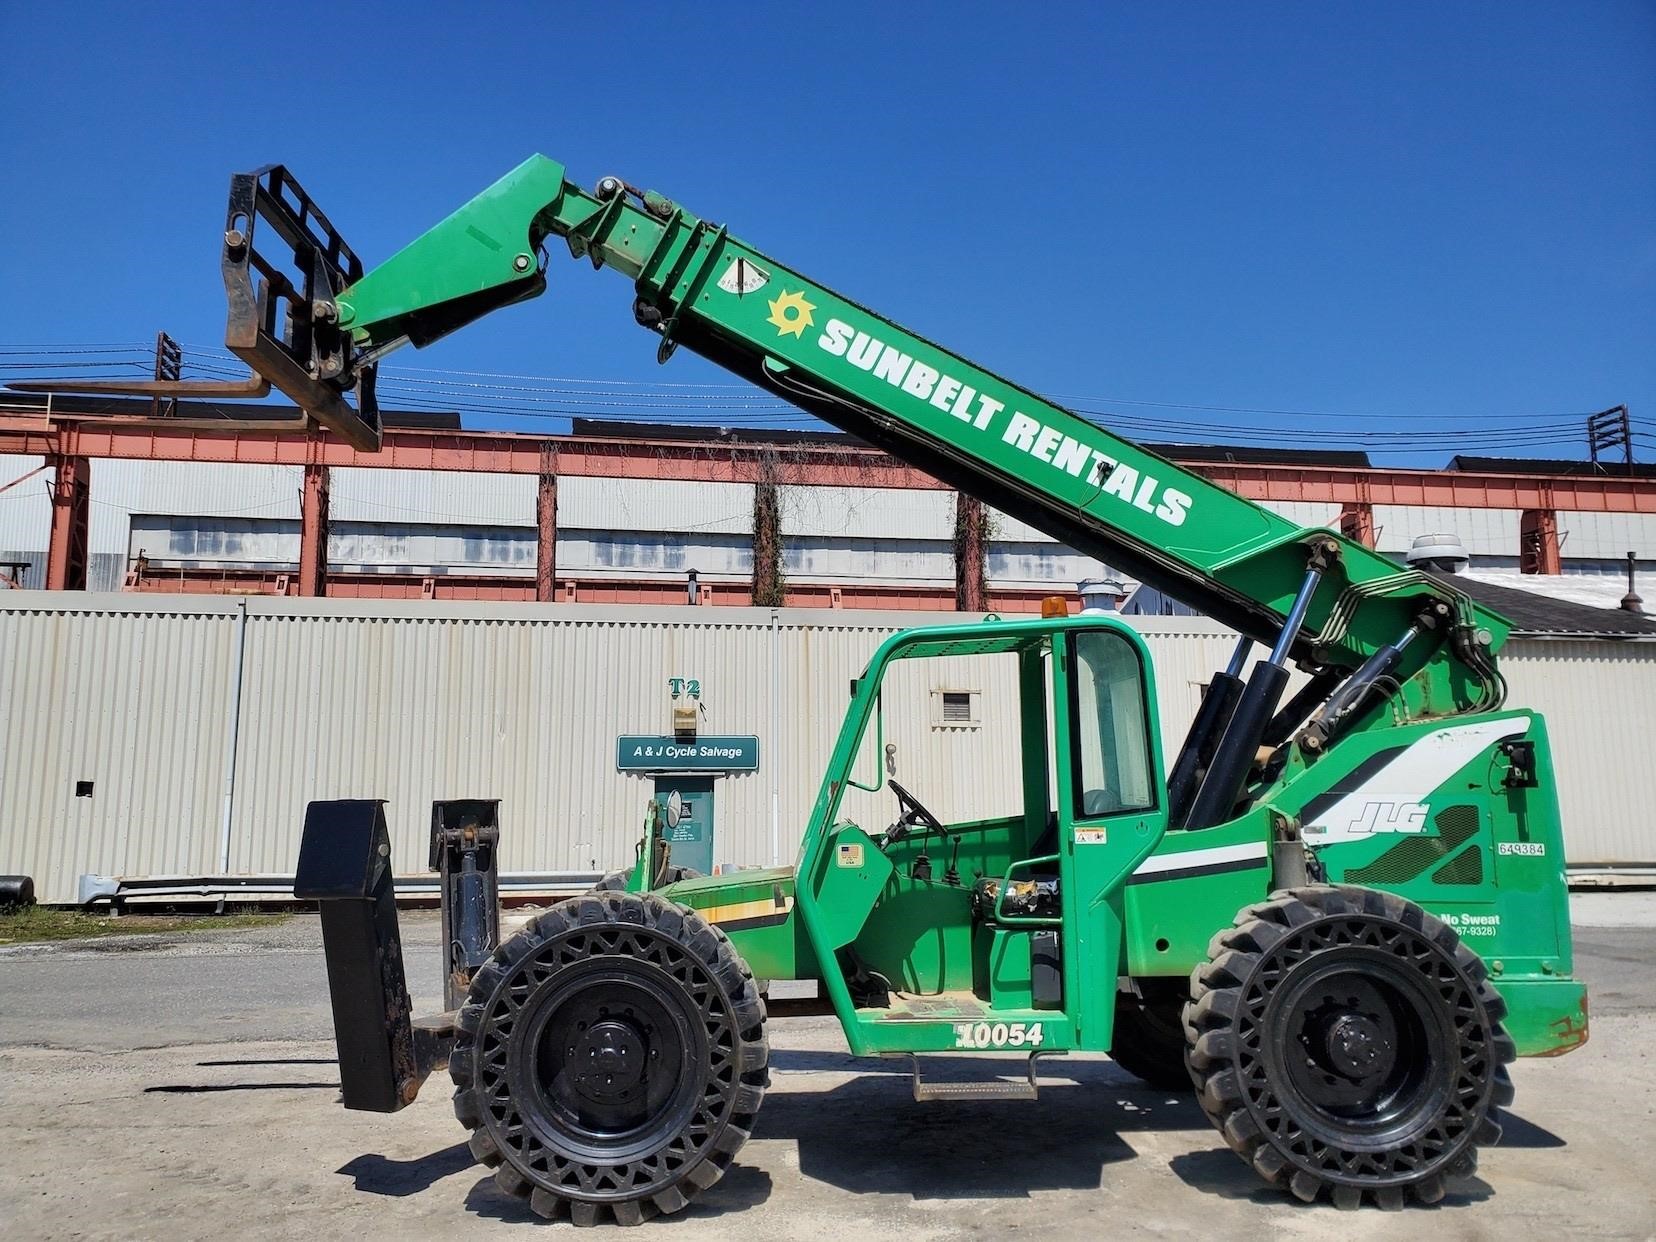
[665, 789, 684, 829]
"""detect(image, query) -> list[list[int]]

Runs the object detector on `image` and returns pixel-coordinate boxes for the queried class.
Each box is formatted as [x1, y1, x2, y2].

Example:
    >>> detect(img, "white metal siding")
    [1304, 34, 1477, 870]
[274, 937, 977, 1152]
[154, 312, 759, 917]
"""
[90, 461, 303, 555]
[989, 544, 1114, 590]
[559, 476, 753, 535]
[329, 467, 535, 527]
[782, 486, 952, 540]
[1502, 638, 1656, 865]
[988, 507, 1059, 544]
[129, 514, 300, 566]
[786, 538, 953, 584]
[1, 597, 1651, 900]
[1558, 510, 1656, 561]
[1260, 500, 1342, 528]
[221, 604, 1026, 882]
[1374, 505, 1520, 557]
[0, 454, 51, 555]
[328, 523, 534, 574]
[559, 532, 751, 579]
[0, 597, 237, 901]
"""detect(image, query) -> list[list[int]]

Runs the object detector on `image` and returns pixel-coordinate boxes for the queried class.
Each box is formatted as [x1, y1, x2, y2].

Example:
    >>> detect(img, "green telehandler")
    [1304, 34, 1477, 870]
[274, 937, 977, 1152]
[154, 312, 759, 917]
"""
[114, 157, 1594, 1223]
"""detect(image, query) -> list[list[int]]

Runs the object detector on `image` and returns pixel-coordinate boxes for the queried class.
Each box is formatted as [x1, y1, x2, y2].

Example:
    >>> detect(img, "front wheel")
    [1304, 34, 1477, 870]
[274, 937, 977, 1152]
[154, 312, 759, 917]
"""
[450, 891, 767, 1225]
[1186, 885, 1514, 1209]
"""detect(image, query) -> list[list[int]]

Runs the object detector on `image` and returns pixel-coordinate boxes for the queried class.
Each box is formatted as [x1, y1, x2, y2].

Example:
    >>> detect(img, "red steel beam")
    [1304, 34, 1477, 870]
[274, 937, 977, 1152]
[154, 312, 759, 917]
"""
[1339, 503, 1376, 548]
[955, 493, 987, 612]
[124, 566, 1061, 612]
[1201, 463, 1655, 513]
[1521, 509, 1563, 576]
[298, 464, 329, 597]
[46, 454, 90, 590]
[536, 466, 557, 604]
[1, 416, 1651, 512]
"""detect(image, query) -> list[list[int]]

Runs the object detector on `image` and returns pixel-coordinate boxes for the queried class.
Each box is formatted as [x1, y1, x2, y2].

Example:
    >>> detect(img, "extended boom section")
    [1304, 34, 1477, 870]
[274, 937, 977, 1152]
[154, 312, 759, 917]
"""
[333, 156, 1506, 730]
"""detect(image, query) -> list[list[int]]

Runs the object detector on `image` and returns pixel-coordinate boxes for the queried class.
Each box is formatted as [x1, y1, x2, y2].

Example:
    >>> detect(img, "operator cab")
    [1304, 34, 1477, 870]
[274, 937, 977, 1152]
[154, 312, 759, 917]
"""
[811, 614, 1165, 1022]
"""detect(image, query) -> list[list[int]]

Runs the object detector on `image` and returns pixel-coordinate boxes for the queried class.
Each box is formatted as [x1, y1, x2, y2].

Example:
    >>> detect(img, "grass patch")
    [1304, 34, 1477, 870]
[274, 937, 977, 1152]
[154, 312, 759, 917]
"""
[0, 906, 285, 945]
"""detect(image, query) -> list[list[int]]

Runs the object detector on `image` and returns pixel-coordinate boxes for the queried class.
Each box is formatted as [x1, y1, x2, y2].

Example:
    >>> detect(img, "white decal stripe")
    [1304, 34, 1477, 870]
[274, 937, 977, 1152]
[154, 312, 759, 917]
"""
[1305, 715, 1530, 844]
[1133, 841, 1270, 876]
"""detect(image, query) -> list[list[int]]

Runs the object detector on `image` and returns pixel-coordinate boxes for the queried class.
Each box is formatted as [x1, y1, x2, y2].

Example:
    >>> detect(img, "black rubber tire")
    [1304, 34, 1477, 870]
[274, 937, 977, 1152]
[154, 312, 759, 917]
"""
[1186, 885, 1515, 1209]
[593, 866, 702, 892]
[1110, 985, 1195, 1091]
[593, 870, 769, 998]
[451, 890, 767, 1226]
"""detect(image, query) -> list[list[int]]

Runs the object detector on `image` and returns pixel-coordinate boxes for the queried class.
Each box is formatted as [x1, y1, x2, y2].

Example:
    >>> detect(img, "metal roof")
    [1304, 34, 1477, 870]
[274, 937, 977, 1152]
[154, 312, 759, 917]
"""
[1, 391, 463, 430]
[1431, 571, 1656, 638]
[1450, 454, 1656, 479]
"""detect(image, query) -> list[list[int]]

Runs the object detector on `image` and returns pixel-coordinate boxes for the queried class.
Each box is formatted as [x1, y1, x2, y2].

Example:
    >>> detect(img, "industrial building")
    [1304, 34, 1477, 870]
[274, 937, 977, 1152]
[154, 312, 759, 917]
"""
[2, 403, 1652, 612]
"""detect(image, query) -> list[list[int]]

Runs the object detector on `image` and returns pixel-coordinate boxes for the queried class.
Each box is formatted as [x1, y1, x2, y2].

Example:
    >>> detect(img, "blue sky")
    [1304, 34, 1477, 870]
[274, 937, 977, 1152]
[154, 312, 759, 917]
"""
[1, 2, 1651, 464]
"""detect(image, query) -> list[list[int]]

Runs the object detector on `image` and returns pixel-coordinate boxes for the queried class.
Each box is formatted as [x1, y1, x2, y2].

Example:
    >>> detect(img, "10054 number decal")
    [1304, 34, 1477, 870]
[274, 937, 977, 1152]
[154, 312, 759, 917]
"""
[952, 1021, 1044, 1049]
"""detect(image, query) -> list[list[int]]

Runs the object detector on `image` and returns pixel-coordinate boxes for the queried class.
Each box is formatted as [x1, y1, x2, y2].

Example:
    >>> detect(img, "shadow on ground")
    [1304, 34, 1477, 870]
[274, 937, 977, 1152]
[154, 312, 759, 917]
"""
[338, 1144, 476, 1197]
[145, 1080, 339, 1093]
[146, 1054, 343, 1094]
[758, 1067, 1189, 1200]
[1498, 1112, 1567, 1148]
[197, 1056, 337, 1068]
[1168, 1147, 1497, 1208]
[333, 1057, 1565, 1219]
[463, 1164, 776, 1223]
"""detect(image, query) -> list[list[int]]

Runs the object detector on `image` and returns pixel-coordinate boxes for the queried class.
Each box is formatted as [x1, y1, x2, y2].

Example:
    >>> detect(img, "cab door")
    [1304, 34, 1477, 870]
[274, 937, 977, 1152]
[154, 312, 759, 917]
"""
[1051, 625, 1169, 1049]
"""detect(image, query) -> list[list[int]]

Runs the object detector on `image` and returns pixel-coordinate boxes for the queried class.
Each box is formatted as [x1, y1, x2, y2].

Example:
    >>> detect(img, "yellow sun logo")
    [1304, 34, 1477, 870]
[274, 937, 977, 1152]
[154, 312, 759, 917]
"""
[766, 289, 816, 339]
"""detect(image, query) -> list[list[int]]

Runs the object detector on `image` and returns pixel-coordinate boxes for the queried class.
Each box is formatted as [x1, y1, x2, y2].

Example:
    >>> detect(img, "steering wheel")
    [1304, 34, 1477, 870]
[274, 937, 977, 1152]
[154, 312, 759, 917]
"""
[883, 778, 947, 846]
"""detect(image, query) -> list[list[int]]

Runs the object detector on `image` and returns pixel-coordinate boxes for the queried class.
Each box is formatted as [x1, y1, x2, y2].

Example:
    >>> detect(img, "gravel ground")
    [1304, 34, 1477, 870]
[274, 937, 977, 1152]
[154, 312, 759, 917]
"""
[1, 902, 1652, 1241]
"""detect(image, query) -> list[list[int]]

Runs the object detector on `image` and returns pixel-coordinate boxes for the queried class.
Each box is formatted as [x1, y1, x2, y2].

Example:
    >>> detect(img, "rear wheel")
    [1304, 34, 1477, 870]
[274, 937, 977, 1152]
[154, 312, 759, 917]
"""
[1110, 984, 1194, 1091]
[1186, 885, 1514, 1209]
[451, 891, 767, 1225]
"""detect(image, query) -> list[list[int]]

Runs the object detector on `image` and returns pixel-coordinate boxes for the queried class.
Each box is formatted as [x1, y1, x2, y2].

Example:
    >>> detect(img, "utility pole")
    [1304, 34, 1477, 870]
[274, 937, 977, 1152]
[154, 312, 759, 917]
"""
[1587, 406, 1632, 472]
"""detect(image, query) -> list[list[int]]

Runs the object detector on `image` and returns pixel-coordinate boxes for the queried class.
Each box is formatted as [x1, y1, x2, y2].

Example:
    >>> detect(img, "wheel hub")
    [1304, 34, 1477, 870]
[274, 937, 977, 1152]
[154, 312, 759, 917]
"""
[1324, 1013, 1386, 1078]
[571, 1019, 648, 1102]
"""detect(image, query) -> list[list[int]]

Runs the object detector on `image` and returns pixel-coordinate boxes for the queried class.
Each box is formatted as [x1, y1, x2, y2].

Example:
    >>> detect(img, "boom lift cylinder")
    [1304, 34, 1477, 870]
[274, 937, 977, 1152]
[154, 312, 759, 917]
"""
[1259, 667, 1345, 749]
[1299, 621, 1424, 754]
[1184, 546, 1334, 829]
[1166, 636, 1250, 825]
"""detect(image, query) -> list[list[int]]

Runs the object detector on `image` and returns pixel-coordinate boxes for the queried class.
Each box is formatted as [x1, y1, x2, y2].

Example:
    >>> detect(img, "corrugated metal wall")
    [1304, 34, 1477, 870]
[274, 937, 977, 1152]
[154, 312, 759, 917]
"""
[329, 467, 534, 527]
[0, 595, 1650, 901]
[0, 596, 238, 899]
[1260, 499, 1343, 527]
[561, 476, 753, 534]
[1375, 504, 1521, 555]
[1502, 638, 1656, 865]
[0, 454, 50, 548]
[1558, 510, 1656, 561]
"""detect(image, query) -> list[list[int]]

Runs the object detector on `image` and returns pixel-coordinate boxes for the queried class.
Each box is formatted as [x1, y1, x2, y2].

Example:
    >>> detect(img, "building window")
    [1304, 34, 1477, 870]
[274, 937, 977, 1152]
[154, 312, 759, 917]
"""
[933, 688, 979, 728]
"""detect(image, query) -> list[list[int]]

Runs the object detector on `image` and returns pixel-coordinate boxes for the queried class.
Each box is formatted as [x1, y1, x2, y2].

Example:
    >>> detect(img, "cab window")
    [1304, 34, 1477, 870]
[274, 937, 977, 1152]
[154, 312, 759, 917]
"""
[1070, 631, 1155, 817]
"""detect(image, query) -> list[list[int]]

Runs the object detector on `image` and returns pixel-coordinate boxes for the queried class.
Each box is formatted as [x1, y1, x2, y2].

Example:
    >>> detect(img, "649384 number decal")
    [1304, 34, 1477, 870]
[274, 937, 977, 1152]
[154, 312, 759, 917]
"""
[952, 1021, 1044, 1049]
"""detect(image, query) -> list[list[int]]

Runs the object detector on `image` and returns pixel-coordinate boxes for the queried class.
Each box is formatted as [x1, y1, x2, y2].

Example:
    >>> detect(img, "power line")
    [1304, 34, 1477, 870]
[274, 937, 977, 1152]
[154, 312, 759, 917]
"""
[0, 342, 1636, 460]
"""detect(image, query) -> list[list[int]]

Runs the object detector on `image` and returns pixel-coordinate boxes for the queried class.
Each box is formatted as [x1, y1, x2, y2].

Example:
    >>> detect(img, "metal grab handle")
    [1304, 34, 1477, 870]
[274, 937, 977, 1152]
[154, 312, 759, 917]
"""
[993, 853, 1063, 927]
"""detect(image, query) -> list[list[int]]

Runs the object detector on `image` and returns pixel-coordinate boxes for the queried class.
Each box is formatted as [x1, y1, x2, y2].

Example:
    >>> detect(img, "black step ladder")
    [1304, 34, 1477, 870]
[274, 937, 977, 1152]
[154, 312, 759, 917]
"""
[907, 1052, 1054, 1101]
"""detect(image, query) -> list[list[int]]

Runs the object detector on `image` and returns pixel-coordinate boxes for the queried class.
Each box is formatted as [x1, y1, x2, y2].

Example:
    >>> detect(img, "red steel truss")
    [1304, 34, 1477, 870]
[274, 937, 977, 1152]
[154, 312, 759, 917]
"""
[2, 414, 1650, 606]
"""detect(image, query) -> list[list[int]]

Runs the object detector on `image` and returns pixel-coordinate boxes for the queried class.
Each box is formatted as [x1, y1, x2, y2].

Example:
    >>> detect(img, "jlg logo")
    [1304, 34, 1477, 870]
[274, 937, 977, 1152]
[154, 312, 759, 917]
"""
[1348, 800, 1430, 834]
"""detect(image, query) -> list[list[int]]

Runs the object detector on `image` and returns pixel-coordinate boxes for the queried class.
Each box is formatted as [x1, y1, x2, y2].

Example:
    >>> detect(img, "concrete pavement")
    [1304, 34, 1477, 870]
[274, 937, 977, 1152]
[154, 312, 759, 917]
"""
[1, 903, 1652, 1240]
